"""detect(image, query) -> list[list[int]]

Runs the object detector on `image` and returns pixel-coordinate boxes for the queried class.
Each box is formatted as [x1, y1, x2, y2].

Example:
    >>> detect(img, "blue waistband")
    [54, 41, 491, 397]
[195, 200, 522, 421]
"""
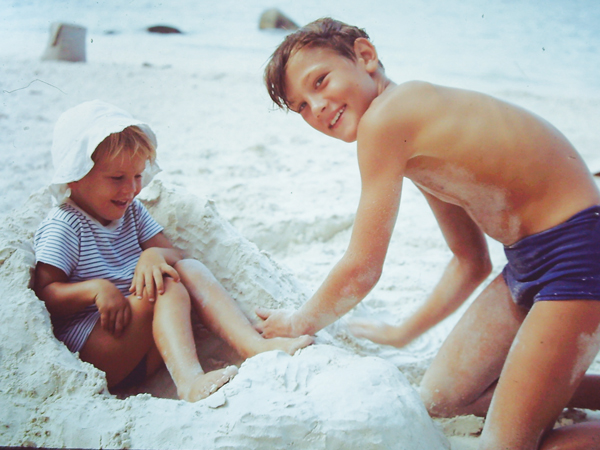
[505, 205, 600, 251]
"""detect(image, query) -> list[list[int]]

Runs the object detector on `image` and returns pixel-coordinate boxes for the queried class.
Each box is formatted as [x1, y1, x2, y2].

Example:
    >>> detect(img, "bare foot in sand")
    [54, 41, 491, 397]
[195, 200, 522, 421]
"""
[178, 365, 238, 402]
[348, 319, 402, 347]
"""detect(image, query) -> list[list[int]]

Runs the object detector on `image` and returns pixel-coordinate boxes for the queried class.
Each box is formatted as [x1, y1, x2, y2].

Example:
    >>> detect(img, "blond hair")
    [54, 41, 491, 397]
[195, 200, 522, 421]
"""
[92, 125, 156, 163]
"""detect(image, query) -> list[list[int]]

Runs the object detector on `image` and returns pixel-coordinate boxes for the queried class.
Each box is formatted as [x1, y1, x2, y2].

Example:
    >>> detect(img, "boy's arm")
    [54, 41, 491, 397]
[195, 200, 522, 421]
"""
[34, 262, 101, 316]
[405, 190, 492, 338]
[34, 262, 132, 335]
[139, 231, 184, 264]
[131, 231, 184, 300]
[257, 112, 407, 337]
[351, 190, 492, 347]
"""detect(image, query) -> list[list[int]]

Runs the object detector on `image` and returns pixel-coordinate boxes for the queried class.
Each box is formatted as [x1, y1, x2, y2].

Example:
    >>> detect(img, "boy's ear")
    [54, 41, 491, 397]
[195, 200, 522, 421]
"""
[354, 37, 379, 73]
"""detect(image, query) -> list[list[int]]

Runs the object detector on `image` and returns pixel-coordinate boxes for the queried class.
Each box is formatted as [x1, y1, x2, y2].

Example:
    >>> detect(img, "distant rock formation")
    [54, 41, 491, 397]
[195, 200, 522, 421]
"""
[147, 25, 183, 34]
[259, 8, 298, 31]
[41, 23, 86, 62]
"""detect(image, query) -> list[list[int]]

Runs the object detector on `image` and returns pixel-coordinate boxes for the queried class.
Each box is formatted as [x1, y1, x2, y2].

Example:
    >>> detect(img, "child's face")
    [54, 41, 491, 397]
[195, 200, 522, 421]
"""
[68, 150, 146, 225]
[284, 43, 379, 143]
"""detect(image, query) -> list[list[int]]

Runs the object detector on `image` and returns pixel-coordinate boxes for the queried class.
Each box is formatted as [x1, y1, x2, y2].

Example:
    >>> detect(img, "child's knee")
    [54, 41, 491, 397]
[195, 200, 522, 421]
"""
[129, 294, 155, 315]
[162, 276, 190, 301]
[175, 258, 212, 281]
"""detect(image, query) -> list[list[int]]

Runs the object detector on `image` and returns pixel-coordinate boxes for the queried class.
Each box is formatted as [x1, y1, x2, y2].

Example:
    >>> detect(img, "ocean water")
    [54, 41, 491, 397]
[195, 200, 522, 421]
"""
[3, 0, 599, 97]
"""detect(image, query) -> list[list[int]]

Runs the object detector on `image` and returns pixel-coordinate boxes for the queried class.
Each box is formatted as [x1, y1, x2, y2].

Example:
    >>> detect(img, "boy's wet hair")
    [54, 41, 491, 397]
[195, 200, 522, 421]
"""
[92, 125, 156, 164]
[264, 17, 381, 110]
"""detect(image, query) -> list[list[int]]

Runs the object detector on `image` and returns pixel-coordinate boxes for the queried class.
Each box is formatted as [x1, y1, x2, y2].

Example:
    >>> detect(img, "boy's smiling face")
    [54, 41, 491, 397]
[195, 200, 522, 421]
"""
[68, 150, 146, 225]
[284, 39, 381, 143]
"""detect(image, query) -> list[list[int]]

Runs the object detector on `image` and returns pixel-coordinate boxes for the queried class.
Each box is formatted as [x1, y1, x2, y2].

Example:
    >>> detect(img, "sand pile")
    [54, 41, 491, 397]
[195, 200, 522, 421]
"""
[0, 180, 449, 449]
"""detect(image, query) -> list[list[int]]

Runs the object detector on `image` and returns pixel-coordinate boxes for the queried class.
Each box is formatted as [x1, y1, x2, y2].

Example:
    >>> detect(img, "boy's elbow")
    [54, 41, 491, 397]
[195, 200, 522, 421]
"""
[475, 252, 492, 280]
[344, 261, 382, 298]
[460, 252, 492, 284]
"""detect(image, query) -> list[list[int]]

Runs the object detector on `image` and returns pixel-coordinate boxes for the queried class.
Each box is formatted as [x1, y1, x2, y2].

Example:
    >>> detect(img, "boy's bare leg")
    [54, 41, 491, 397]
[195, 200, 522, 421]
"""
[152, 277, 237, 402]
[79, 292, 157, 387]
[420, 274, 528, 417]
[175, 259, 313, 358]
[479, 300, 600, 450]
[540, 422, 600, 450]
[567, 374, 600, 410]
[420, 273, 600, 449]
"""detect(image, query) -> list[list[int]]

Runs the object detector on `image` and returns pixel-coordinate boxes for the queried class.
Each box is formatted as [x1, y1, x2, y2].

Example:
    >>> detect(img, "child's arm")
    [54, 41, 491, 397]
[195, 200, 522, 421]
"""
[130, 232, 184, 301]
[34, 262, 132, 336]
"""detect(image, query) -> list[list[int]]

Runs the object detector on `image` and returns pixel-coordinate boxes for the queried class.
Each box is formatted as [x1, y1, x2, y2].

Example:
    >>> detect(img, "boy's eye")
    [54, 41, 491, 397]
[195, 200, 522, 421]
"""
[111, 176, 123, 181]
[315, 75, 325, 88]
[297, 102, 307, 113]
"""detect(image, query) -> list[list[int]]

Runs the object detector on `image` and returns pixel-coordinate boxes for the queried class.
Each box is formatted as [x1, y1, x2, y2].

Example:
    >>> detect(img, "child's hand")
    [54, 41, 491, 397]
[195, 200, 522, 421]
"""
[130, 248, 180, 301]
[93, 279, 131, 336]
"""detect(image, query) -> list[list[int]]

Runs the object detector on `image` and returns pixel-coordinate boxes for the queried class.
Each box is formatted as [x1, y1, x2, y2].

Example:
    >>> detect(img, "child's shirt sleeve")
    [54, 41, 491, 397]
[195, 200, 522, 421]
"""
[34, 212, 80, 277]
[131, 199, 164, 245]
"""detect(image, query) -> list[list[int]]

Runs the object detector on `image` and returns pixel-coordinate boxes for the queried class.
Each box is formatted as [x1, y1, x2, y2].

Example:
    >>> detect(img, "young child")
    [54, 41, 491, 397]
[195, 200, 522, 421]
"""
[34, 100, 312, 402]
[256, 18, 600, 449]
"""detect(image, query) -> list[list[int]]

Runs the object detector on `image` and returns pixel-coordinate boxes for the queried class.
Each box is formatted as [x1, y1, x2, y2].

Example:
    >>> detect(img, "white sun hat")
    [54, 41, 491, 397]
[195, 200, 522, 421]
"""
[49, 100, 161, 203]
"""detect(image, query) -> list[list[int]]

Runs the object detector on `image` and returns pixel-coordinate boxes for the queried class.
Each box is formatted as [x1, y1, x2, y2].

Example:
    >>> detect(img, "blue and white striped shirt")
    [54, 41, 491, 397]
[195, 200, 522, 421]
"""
[34, 198, 163, 351]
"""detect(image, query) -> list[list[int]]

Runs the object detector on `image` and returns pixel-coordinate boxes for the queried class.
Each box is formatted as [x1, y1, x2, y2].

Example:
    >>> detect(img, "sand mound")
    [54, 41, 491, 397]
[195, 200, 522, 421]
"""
[0, 181, 449, 449]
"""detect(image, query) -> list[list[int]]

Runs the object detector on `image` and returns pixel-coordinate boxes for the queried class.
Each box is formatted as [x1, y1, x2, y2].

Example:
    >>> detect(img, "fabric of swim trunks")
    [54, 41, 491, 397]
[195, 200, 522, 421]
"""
[502, 205, 600, 309]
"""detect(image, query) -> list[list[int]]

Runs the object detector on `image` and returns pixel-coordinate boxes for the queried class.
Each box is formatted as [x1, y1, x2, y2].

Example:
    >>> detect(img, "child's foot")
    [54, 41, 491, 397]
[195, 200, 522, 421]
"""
[178, 365, 238, 402]
[252, 335, 314, 357]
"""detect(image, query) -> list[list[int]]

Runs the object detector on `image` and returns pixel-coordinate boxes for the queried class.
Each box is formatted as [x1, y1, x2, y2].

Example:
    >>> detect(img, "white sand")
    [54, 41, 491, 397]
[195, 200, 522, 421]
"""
[1, 2, 600, 448]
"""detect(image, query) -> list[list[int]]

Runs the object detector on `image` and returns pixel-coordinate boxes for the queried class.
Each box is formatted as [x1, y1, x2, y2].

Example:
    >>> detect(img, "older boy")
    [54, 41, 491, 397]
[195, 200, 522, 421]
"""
[256, 18, 600, 449]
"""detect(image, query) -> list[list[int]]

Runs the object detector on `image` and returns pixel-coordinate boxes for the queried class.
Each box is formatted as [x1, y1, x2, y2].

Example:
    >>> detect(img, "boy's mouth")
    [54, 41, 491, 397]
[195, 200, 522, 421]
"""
[112, 199, 129, 208]
[329, 105, 346, 129]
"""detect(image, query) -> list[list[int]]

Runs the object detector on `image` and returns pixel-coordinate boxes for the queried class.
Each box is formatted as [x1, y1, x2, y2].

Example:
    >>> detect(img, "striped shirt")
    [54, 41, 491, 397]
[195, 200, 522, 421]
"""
[34, 198, 163, 352]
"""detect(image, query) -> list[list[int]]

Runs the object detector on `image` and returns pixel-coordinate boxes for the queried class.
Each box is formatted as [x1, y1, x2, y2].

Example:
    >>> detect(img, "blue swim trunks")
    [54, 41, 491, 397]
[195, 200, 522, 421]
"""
[502, 205, 600, 309]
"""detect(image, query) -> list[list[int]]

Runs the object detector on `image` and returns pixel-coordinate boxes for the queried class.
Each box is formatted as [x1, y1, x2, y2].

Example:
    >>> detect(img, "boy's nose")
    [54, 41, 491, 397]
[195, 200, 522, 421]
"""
[123, 179, 140, 196]
[311, 99, 326, 118]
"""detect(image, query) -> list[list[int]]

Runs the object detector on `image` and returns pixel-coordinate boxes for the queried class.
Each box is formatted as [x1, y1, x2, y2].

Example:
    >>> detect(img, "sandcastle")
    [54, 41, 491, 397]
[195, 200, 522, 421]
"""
[0, 180, 449, 449]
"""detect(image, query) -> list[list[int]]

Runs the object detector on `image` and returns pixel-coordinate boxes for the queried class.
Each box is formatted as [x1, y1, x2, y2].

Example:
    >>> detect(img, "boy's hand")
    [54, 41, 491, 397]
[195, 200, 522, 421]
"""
[255, 308, 301, 338]
[130, 248, 180, 301]
[94, 279, 131, 336]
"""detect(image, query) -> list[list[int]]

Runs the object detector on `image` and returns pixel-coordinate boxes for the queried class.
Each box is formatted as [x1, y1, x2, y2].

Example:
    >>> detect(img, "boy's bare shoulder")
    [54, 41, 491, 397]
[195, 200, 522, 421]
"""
[357, 81, 437, 148]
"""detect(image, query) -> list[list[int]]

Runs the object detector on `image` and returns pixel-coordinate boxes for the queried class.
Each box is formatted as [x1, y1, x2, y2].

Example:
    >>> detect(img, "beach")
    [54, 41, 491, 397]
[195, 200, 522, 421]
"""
[1, 0, 600, 448]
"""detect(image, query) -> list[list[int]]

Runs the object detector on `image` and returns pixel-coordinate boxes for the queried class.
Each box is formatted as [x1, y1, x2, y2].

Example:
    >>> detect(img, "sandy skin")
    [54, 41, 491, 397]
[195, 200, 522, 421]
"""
[257, 31, 600, 449]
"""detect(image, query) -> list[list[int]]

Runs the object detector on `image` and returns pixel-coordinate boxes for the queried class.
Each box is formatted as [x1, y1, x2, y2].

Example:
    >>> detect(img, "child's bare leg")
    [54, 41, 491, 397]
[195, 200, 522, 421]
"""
[175, 259, 313, 358]
[479, 300, 600, 450]
[152, 277, 237, 402]
[79, 294, 157, 387]
[420, 274, 528, 417]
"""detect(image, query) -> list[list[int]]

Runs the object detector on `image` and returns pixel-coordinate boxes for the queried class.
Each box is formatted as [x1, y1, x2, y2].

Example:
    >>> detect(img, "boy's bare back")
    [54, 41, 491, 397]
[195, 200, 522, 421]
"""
[361, 80, 600, 245]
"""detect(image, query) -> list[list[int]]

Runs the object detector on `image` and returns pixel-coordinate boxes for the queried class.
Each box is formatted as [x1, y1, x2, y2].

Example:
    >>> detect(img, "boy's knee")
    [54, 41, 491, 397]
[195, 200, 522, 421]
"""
[128, 295, 156, 323]
[163, 276, 190, 300]
[419, 380, 461, 418]
[174, 258, 216, 285]
[174, 258, 194, 274]
[175, 258, 210, 279]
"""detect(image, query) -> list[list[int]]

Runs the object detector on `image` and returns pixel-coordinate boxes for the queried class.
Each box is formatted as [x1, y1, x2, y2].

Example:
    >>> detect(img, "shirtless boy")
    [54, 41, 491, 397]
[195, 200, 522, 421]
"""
[256, 18, 600, 449]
